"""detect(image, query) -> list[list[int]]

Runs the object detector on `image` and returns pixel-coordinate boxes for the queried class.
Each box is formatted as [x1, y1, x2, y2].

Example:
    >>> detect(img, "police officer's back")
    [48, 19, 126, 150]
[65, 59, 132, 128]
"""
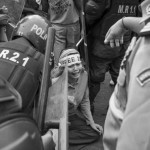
[0, 15, 50, 113]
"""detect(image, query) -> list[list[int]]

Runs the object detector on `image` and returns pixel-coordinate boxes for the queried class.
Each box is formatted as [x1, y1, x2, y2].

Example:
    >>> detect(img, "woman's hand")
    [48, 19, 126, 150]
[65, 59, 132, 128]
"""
[104, 18, 128, 48]
[90, 123, 103, 135]
[68, 96, 76, 105]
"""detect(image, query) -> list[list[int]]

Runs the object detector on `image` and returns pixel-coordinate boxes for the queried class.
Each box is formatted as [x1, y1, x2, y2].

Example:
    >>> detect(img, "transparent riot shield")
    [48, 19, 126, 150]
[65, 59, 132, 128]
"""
[0, 0, 25, 25]
[0, 0, 26, 40]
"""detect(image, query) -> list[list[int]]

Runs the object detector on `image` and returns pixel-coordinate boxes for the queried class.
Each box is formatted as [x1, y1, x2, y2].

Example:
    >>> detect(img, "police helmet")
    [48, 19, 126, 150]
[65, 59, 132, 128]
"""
[0, 114, 44, 150]
[12, 15, 50, 54]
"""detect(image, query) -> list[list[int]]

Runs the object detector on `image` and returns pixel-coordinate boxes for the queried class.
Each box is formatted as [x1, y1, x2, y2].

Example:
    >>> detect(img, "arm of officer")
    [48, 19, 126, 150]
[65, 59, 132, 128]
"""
[116, 37, 150, 150]
[104, 17, 144, 48]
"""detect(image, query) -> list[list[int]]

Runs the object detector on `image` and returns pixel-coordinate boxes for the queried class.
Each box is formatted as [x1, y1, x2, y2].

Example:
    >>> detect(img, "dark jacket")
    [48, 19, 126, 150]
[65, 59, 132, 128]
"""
[85, 0, 140, 58]
[0, 37, 44, 111]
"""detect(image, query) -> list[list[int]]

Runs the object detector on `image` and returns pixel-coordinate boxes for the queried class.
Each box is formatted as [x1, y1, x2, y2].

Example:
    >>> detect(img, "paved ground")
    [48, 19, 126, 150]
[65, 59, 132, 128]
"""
[70, 73, 114, 150]
[92, 73, 114, 150]
[94, 72, 115, 126]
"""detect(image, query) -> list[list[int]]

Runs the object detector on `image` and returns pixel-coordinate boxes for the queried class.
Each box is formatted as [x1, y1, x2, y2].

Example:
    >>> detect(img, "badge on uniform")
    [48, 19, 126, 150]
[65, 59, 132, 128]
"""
[136, 68, 150, 86]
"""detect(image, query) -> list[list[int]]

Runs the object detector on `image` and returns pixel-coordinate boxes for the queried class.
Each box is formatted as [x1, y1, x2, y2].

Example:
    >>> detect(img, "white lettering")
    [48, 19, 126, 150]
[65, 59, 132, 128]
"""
[22, 57, 29, 66]
[9, 52, 20, 62]
[125, 6, 129, 13]
[130, 6, 133, 13]
[134, 6, 136, 13]
[118, 5, 137, 14]
[31, 24, 47, 40]
[118, 5, 124, 13]
[0, 49, 9, 58]
[0, 49, 30, 67]
[31, 24, 38, 31]
[40, 30, 47, 40]
[36, 28, 43, 35]
[43, 34, 47, 40]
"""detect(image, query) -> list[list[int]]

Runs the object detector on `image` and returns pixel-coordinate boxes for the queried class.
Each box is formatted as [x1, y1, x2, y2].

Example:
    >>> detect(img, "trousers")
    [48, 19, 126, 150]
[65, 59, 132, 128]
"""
[69, 114, 100, 145]
[89, 54, 124, 104]
[51, 21, 80, 65]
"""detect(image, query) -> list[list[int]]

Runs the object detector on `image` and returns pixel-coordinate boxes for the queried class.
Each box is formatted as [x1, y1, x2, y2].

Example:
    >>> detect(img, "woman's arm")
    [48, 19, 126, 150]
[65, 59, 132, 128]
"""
[80, 86, 94, 124]
[80, 86, 103, 134]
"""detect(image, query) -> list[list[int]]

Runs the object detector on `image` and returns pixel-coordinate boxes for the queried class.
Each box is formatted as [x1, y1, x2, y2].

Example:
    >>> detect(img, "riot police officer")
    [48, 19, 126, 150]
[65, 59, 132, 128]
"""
[85, 0, 141, 114]
[0, 14, 49, 113]
[0, 14, 56, 150]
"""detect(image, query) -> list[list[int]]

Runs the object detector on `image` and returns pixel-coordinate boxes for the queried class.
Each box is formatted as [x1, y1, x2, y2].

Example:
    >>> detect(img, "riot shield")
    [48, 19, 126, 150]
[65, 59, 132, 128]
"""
[0, 0, 25, 25]
[0, 0, 25, 40]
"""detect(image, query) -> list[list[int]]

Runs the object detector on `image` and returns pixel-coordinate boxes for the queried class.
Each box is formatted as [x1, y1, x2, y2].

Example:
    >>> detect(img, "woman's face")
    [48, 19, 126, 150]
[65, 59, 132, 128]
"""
[68, 62, 82, 79]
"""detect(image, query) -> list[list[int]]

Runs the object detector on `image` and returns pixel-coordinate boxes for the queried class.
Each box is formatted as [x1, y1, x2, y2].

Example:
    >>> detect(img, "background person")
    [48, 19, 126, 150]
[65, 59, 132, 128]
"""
[44, 0, 81, 66]
[85, 0, 141, 114]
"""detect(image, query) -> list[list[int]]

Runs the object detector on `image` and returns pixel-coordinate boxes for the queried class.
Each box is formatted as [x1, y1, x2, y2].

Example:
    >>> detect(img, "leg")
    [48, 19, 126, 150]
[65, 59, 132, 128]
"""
[89, 80, 100, 114]
[109, 55, 124, 85]
[69, 114, 100, 145]
[52, 25, 67, 65]
[89, 55, 110, 113]
[66, 21, 80, 48]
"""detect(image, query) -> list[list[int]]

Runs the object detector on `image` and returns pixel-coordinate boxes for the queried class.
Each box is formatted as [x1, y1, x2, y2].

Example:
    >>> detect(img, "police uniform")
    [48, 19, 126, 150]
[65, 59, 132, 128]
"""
[85, 0, 140, 108]
[103, 2, 150, 149]
[0, 37, 44, 112]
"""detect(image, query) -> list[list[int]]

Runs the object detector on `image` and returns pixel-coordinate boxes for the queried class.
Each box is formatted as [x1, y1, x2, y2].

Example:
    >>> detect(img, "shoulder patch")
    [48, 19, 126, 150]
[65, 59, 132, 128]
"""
[136, 69, 150, 86]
